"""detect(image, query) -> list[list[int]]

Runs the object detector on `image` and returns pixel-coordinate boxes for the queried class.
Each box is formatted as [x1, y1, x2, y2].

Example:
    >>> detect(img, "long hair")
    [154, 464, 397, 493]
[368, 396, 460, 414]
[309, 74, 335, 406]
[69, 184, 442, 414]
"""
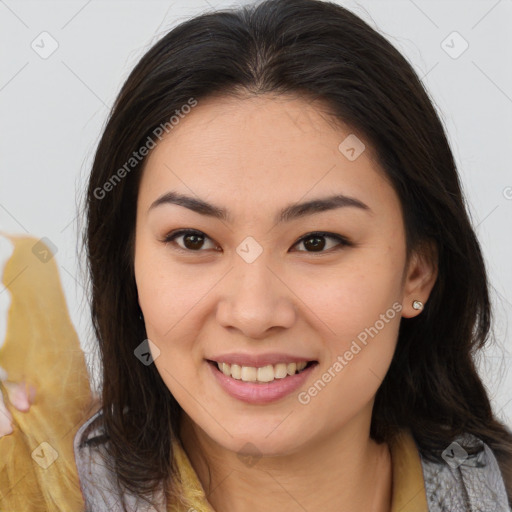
[83, 0, 512, 507]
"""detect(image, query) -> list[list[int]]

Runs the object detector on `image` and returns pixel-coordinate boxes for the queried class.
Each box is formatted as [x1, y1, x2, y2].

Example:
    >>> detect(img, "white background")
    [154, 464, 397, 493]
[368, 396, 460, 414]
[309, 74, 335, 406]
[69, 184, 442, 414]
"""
[1, 0, 511, 426]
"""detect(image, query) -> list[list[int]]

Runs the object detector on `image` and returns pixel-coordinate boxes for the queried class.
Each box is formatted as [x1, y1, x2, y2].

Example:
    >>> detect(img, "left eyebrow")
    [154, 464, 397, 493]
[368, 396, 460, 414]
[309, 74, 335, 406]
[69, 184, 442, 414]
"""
[278, 194, 372, 222]
[148, 191, 372, 224]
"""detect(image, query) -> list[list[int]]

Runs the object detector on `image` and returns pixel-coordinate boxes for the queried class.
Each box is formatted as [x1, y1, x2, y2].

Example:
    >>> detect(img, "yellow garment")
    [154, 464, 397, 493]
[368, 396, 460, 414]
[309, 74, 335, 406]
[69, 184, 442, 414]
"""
[0, 234, 97, 511]
[388, 430, 429, 512]
[169, 431, 429, 512]
[0, 233, 429, 511]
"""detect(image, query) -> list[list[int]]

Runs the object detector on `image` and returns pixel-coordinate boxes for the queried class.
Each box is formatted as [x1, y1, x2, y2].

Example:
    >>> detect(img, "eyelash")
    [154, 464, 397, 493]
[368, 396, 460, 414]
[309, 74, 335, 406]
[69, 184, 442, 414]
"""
[162, 229, 352, 255]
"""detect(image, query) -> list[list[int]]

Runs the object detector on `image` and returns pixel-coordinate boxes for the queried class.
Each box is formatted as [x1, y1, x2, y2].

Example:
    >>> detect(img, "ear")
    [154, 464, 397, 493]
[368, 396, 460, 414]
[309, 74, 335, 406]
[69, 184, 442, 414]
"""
[401, 239, 438, 318]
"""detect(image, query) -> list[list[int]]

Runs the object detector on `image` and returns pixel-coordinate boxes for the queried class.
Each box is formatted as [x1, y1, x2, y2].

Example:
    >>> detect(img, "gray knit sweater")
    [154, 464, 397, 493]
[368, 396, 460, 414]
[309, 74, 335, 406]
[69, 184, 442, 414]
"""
[73, 410, 511, 511]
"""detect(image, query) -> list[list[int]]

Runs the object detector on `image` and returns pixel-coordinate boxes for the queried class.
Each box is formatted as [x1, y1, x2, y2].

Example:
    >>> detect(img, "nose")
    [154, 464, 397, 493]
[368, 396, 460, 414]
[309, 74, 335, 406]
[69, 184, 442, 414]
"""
[215, 254, 297, 339]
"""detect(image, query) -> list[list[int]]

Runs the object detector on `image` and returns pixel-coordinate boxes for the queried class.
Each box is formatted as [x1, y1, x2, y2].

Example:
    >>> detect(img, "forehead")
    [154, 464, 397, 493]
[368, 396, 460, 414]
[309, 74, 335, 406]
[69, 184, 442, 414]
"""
[138, 93, 397, 219]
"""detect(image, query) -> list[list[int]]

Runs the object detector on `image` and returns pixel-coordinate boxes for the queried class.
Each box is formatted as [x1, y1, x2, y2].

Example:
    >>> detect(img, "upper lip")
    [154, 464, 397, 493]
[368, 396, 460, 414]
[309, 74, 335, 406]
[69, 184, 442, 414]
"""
[207, 353, 317, 367]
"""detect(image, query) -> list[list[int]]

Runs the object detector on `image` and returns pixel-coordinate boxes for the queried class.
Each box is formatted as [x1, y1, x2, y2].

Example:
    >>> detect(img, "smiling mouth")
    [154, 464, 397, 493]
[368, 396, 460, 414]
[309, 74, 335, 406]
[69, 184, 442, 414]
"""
[207, 359, 318, 384]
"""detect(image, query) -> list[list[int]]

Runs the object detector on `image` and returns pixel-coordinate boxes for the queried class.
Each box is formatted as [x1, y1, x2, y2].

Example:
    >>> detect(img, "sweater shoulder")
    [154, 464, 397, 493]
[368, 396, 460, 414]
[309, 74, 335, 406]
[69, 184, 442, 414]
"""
[73, 409, 166, 511]
[419, 432, 510, 511]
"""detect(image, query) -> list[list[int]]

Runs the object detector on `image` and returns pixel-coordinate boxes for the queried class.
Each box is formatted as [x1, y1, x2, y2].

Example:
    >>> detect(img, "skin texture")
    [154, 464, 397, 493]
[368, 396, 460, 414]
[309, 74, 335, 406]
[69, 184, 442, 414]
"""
[0, 379, 36, 436]
[134, 94, 437, 512]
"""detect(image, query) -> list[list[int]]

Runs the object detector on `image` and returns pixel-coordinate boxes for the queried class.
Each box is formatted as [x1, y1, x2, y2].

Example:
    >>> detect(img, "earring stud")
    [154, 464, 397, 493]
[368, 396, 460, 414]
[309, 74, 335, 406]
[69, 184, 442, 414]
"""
[412, 300, 424, 311]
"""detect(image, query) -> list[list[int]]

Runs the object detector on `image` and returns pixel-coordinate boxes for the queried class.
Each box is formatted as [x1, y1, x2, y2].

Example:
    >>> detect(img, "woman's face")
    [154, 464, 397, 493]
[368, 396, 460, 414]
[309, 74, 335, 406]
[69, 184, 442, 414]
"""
[134, 93, 434, 456]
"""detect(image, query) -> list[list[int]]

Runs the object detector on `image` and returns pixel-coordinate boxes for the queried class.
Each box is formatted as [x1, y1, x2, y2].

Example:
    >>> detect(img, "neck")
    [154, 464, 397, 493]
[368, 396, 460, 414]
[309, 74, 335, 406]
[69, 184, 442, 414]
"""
[178, 409, 392, 512]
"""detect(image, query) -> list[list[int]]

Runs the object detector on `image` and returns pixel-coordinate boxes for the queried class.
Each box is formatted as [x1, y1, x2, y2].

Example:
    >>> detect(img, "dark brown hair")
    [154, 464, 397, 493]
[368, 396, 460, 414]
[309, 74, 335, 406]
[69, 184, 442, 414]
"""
[83, 0, 512, 508]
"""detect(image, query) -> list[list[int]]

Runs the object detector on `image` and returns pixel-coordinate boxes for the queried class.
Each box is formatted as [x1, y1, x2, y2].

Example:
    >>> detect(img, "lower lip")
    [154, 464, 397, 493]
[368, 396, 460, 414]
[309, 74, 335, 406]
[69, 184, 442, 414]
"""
[207, 361, 317, 405]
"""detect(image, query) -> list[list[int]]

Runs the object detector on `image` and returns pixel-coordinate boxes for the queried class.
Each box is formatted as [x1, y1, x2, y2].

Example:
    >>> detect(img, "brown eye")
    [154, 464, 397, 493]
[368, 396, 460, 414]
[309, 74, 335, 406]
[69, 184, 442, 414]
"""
[293, 232, 350, 253]
[182, 233, 205, 250]
[163, 230, 218, 252]
[302, 235, 327, 251]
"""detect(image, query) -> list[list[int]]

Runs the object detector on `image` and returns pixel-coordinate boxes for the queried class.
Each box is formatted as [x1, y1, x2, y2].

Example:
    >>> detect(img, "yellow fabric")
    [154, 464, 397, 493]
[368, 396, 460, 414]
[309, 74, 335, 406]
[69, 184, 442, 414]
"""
[168, 431, 429, 511]
[0, 233, 429, 511]
[388, 429, 429, 511]
[0, 233, 97, 511]
[169, 439, 217, 511]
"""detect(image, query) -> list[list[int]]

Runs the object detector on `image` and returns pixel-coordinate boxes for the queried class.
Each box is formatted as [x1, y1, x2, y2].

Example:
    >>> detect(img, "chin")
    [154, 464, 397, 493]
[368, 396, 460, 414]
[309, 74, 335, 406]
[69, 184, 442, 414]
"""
[207, 422, 310, 459]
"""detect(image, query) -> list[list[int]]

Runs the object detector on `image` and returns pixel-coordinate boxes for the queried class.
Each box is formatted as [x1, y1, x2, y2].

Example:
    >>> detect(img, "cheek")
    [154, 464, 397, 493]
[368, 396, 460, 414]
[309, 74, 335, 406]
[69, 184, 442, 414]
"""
[292, 250, 403, 407]
[135, 255, 209, 395]
[292, 250, 404, 343]
[298, 267, 402, 417]
[134, 244, 215, 339]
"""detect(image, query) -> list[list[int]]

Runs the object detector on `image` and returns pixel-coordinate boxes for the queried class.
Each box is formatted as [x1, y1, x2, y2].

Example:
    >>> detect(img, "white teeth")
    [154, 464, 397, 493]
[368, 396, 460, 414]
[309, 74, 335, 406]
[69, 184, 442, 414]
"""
[274, 363, 288, 379]
[231, 364, 241, 379]
[241, 366, 257, 382]
[287, 362, 297, 375]
[215, 360, 311, 383]
[257, 365, 275, 382]
[297, 361, 307, 371]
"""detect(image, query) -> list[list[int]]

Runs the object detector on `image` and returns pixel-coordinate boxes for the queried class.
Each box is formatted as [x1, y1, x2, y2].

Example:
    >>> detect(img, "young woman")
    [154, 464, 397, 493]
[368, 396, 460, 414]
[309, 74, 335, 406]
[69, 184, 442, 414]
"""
[2, 0, 511, 510]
